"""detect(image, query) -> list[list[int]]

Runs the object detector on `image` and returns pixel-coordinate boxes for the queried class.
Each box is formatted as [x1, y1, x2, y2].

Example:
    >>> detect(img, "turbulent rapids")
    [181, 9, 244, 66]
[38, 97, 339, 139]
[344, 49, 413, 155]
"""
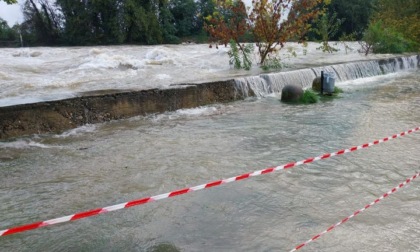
[0, 44, 419, 140]
[0, 42, 415, 107]
[235, 55, 419, 97]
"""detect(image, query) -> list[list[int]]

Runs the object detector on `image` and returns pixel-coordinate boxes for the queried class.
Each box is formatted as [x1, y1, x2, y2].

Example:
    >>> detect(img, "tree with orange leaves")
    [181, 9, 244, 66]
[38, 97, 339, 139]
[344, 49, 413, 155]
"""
[250, 0, 324, 64]
[204, 0, 248, 47]
[206, 0, 325, 68]
[204, 0, 253, 69]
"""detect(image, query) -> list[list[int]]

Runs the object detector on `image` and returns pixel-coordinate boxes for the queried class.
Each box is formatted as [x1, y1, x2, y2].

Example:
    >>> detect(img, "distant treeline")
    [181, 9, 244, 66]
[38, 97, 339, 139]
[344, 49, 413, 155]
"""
[1, 0, 217, 46]
[0, 0, 418, 49]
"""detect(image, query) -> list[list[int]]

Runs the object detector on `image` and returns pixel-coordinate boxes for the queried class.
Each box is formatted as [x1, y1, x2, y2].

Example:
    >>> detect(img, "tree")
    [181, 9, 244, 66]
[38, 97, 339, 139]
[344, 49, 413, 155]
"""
[360, 20, 416, 55]
[327, 0, 376, 40]
[158, 0, 178, 43]
[0, 18, 11, 39]
[1, 0, 17, 4]
[205, 0, 324, 69]
[121, 0, 163, 44]
[359, 0, 419, 55]
[205, 0, 248, 47]
[0, 17, 18, 46]
[250, 0, 324, 64]
[21, 0, 61, 45]
[57, 0, 166, 45]
[59, 0, 125, 45]
[89, 0, 125, 44]
[205, 1, 253, 69]
[312, 12, 343, 52]
[56, 0, 94, 45]
[169, 0, 198, 37]
[197, 0, 216, 34]
[373, 0, 420, 47]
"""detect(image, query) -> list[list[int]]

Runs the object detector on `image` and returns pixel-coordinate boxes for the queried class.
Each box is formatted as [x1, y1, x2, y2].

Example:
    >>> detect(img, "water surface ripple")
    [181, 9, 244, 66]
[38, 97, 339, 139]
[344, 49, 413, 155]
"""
[1, 71, 420, 251]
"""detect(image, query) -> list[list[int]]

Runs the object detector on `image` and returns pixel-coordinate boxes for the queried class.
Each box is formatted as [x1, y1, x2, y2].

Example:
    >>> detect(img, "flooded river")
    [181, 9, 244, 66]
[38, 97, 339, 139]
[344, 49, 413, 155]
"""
[0, 42, 399, 107]
[1, 70, 420, 251]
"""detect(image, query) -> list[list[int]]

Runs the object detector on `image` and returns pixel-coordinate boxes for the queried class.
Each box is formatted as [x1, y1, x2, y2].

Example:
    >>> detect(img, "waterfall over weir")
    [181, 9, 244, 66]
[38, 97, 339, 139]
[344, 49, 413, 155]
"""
[234, 55, 420, 97]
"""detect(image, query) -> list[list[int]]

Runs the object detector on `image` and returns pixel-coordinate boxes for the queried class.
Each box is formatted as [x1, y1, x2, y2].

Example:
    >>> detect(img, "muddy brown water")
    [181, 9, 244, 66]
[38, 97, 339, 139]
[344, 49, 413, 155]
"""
[1, 71, 420, 251]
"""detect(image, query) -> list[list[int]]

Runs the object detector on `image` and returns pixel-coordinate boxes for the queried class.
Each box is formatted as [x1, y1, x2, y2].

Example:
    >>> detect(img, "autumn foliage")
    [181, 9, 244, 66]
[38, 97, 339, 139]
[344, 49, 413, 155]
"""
[373, 0, 420, 48]
[359, 0, 419, 55]
[204, 0, 248, 47]
[205, 0, 325, 66]
[251, 0, 324, 63]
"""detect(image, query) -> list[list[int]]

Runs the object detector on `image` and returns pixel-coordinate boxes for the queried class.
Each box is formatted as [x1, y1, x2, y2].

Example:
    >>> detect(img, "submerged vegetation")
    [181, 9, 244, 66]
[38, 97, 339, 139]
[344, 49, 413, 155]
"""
[301, 87, 343, 104]
[334, 86, 343, 94]
[228, 39, 253, 70]
[283, 86, 343, 105]
[261, 56, 288, 71]
[300, 90, 319, 104]
[313, 12, 343, 53]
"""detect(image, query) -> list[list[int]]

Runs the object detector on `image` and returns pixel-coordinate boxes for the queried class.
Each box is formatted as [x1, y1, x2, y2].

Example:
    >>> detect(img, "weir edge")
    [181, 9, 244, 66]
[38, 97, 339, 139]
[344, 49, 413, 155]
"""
[0, 54, 419, 140]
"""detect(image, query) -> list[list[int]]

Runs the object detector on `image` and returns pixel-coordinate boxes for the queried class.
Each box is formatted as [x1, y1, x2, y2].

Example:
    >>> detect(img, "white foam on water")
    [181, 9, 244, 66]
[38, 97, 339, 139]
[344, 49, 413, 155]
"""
[145, 47, 177, 65]
[78, 50, 145, 70]
[0, 70, 12, 80]
[89, 48, 105, 56]
[177, 106, 219, 116]
[11, 48, 31, 57]
[338, 71, 412, 87]
[0, 43, 417, 107]
[150, 106, 222, 122]
[155, 74, 171, 80]
[0, 140, 53, 149]
[54, 124, 98, 138]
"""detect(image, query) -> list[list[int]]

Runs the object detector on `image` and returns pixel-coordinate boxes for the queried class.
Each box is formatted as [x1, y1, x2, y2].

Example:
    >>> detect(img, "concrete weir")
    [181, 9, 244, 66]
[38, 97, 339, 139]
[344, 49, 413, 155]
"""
[0, 80, 243, 140]
[0, 55, 419, 140]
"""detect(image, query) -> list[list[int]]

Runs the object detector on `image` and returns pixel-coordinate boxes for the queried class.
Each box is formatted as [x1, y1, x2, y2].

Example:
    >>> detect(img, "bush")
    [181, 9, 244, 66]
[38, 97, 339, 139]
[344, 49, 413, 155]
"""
[361, 21, 417, 55]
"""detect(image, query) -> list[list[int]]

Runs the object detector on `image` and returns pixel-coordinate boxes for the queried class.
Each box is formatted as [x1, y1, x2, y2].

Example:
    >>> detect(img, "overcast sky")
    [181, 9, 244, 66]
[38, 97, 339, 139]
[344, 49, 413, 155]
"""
[0, 0, 254, 26]
[0, 0, 24, 25]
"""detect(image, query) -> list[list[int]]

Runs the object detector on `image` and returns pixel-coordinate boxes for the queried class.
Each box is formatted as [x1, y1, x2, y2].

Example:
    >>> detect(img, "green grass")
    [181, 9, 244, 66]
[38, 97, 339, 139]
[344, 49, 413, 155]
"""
[334, 86, 343, 94]
[283, 87, 343, 105]
[299, 90, 319, 104]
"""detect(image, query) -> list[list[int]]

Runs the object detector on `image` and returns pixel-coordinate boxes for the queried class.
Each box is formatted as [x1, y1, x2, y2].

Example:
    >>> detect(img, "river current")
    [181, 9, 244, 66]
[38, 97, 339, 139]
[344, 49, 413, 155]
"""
[1, 70, 420, 251]
[0, 42, 400, 107]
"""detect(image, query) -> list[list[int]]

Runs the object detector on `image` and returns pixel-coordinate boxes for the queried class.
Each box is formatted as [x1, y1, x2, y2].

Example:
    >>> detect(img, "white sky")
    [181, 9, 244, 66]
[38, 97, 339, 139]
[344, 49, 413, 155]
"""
[1, 0, 254, 26]
[0, 0, 24, 26]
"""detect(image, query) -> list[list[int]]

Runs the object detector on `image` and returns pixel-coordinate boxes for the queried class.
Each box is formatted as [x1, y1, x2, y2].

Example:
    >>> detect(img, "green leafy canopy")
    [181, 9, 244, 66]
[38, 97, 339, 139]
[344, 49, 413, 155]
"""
[2, 0, 18, 4]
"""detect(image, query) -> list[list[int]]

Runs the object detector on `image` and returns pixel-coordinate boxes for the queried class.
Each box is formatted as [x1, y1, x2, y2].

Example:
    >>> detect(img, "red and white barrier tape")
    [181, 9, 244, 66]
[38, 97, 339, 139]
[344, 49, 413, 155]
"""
[291, 171, 420, 252]
[1, 126, 419, 237]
